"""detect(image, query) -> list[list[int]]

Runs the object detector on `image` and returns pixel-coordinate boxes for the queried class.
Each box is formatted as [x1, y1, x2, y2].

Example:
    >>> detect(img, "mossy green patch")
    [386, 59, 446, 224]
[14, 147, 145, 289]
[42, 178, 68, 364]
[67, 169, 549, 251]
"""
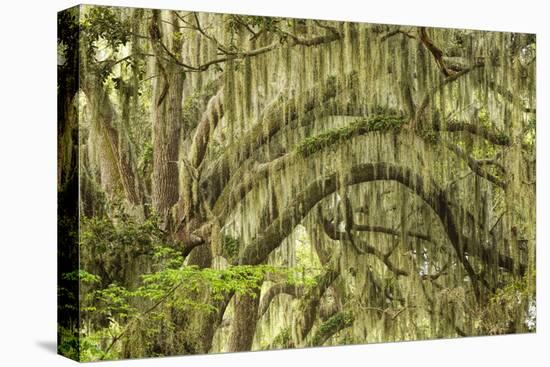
[310, 311, 354, 346]
[222, 235, 240, 260]
[271, 327, 292, 348]
[296, 114, 405, 157]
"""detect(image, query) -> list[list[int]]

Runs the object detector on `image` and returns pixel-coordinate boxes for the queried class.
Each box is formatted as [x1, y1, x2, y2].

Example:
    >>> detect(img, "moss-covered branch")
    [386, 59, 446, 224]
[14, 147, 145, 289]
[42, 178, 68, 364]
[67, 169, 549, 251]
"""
[212, 114, 403, 222]
[296, 115, 405, 157]
[309, 311, 354, 346]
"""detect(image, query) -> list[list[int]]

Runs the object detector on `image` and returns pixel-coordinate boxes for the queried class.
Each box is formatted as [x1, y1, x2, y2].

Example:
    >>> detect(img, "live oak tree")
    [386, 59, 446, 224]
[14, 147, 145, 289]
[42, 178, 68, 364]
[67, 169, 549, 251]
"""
[58, 5, 536, 361]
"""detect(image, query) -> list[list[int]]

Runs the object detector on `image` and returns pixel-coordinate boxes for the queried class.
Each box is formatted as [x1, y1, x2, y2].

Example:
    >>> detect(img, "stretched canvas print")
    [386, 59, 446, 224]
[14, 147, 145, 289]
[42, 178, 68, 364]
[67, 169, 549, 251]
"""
[58, 4, 536, 362]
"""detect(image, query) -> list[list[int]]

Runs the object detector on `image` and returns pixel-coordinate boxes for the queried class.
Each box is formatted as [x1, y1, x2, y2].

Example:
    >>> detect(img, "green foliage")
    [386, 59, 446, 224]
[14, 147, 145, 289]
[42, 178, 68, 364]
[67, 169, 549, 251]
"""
[80, 320, 123, 362]
[284, 268, 318, 289]
[82, 7, 130, 50]
[271, 327, 292, 349]
[296, 114, 405, 157]
[58, 326, 80, 361]
[138, 264, 280, 305]
[58, 322, 121, 362]
[222, 235, 240, 261]
[80, 214, 165, 257]
[77, 215, 293, 360]
[80, 6, 134, 82]
[78, 215, 167, 322]
[290, 235, 322, 287]
[152, 245, 184, 269]
[95, 284, 137, 318]
[63, 269, 101, 284]
[80, 216, 293, 316]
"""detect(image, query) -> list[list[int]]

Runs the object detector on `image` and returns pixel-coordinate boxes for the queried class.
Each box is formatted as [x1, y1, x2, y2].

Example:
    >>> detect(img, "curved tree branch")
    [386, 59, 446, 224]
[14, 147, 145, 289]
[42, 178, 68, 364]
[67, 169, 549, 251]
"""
[237, 161, 525, 301]
[188, 88, 225, 169]
[214, 120, 510, 228]
[258, 283, 304, 318]
[381, 27, 416, 42]
[202, 72, 352, 207]
[488, 81, 536, 114]
[445, 143, 507, 189]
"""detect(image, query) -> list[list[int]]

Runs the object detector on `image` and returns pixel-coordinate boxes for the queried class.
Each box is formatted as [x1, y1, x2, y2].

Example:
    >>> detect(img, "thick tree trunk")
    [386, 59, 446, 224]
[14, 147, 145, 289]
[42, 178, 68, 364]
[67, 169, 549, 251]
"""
[149, 10, 184, 227]
[227, 290, 261, 352]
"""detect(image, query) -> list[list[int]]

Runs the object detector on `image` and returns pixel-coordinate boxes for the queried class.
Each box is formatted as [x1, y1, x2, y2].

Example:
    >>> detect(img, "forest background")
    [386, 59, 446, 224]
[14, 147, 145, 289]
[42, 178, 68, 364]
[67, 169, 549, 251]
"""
[0, 0, 548, 366]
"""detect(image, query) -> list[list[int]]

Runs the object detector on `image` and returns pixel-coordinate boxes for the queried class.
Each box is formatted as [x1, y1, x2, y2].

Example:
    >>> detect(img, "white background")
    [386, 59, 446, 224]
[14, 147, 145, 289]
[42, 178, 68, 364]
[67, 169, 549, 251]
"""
[0, 0, 547, 365]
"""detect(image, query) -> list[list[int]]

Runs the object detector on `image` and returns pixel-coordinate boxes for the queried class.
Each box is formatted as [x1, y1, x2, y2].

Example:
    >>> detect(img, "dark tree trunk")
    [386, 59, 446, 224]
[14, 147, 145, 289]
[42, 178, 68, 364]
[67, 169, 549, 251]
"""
[227, 290, 261, 352]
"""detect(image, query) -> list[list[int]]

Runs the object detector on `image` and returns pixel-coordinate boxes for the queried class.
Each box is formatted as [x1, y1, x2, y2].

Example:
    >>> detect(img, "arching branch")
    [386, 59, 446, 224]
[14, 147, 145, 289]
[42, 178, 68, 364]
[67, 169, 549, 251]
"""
[214, 121, 509, 227]
[352, 223, 435, 244]
[237, 162, 463, 262]
[381, 27, 416, 42]
[237, 161, 525, 301]
[202, 72, 352, 206]
[488, 81, 536, 114]
[188, 87, 225, 169]
[211, 97, 348, 221]
[258, 283, 304, 318]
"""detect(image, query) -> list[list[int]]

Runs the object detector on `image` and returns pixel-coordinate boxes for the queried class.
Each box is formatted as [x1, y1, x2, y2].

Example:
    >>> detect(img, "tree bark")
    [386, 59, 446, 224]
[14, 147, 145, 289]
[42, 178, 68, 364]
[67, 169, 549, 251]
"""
[227, 289, 261, 352]
[149, 10, 185, 226]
